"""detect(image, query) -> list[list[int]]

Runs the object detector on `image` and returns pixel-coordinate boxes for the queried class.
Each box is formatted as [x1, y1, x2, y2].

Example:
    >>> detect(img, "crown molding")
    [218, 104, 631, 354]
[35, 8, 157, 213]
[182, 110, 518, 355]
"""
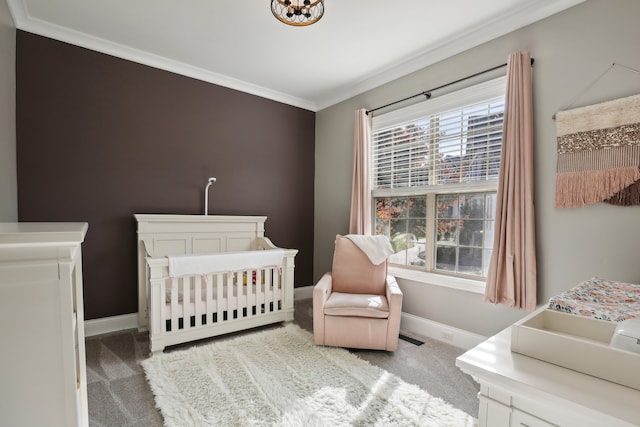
[314, 0, 587, 110]
[8, 0, 584, 112]
[6, 0, 317, 111]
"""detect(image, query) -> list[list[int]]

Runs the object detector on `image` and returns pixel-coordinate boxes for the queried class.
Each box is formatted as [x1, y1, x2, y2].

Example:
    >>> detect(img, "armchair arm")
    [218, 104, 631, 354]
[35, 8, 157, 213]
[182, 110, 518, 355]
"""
[385, 274, 403, 351]
[385, 274, 403, 312]
[313, 272, 333, 345]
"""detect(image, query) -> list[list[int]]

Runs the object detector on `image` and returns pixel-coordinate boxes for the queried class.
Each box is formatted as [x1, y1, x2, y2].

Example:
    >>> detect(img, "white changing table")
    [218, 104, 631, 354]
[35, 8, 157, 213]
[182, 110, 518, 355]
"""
[456, 312, 640, 427]
[0, 222, 89, 427]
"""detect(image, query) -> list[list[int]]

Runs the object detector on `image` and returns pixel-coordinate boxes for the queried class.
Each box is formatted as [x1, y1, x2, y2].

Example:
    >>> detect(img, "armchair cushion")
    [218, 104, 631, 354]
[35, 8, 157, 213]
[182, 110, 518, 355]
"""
[331, 235, 387, 295]
[324, 292, 389, 318]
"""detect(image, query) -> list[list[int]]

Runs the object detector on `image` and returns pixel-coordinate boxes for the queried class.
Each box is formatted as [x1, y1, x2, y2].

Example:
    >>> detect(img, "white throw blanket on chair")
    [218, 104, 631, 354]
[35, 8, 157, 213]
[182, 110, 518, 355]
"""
[344, 234, 394, 265]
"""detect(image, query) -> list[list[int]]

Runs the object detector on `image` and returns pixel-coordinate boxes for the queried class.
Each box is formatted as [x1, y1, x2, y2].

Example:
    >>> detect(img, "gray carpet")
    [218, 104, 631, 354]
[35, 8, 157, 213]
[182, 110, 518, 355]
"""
[85, 299, 480, 426]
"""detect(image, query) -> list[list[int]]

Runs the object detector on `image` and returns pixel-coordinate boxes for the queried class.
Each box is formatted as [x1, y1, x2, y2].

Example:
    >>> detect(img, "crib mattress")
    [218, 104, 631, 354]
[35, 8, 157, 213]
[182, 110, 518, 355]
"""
[547, 277, 640, 322]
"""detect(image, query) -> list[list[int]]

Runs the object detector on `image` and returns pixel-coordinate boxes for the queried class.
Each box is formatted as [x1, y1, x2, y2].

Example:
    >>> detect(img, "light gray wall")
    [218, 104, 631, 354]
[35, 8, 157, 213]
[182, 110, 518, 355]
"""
[315, 0, 640, 337]
[0, 0, 16, 221]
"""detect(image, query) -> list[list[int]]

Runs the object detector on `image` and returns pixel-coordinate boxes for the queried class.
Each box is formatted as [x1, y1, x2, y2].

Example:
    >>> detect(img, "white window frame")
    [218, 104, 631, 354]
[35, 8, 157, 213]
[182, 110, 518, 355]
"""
[371, 76, 506, 294]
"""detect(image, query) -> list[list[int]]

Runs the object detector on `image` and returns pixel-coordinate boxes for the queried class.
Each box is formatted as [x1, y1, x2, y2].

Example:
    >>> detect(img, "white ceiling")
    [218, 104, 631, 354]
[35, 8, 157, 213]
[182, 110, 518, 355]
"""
[7, 0, 585, 111]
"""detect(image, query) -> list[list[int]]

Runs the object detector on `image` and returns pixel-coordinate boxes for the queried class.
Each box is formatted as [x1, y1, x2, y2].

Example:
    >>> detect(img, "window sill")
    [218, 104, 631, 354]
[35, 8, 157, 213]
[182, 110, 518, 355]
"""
[388, 266, 486, 294]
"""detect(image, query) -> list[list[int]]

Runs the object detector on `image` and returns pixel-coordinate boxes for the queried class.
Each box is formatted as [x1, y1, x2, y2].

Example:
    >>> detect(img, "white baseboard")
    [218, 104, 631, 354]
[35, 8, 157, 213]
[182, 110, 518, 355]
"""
[294, 285, 314, 300]
[400, 312, 486, 350]
[83, 289, 486, 351]
[85, 287, 314, 338]
[84, 313, 139, 338]
[294, 285, 484, 350]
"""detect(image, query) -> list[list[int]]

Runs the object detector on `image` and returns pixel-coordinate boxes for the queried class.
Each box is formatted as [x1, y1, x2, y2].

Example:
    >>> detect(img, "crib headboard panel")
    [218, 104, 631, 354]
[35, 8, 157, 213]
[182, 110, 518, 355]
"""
[134, 214, 269, 329]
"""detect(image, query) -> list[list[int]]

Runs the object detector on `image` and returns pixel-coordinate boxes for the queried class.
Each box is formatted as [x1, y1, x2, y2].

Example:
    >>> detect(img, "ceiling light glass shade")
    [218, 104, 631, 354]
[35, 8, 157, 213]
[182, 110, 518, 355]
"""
[271, 0, 325, 26]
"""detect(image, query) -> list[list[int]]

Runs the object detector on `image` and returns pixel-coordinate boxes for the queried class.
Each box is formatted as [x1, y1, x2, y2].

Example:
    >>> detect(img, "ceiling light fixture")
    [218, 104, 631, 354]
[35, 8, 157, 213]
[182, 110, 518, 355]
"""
[271, 0, 325, 27]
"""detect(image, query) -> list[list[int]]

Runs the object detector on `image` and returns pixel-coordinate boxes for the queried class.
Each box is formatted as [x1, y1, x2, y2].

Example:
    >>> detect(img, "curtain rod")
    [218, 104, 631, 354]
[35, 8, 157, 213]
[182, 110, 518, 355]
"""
[366, 57, 535, 116]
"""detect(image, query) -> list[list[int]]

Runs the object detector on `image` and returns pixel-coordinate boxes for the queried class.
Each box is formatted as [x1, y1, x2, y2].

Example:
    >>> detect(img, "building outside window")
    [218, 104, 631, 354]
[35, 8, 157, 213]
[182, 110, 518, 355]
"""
[371, 77, 506, 281]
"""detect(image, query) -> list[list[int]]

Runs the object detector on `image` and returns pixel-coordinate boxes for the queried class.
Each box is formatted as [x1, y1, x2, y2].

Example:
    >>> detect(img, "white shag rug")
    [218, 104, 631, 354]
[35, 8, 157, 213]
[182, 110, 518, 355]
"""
[141, 324, 477, 427]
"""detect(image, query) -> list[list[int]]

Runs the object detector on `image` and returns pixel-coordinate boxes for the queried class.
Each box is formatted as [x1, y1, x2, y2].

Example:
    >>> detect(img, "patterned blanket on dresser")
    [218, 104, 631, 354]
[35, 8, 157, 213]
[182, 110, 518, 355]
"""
[548, 277, 640, 322]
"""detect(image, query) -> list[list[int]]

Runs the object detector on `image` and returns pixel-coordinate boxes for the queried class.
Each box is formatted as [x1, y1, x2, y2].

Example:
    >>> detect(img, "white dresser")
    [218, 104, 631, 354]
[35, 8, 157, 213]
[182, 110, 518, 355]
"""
[0, 222, 89, 427]
[456, 320, 640, 427]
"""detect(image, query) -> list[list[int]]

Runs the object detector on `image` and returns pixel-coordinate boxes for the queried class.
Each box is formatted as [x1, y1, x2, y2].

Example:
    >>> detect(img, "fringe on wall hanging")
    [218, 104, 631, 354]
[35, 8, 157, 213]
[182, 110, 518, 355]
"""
[555, 92, 640, 208]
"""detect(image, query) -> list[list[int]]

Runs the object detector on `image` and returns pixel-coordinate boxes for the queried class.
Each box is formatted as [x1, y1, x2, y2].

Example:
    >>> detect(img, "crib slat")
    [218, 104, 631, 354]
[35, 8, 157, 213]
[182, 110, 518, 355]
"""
[273, 268, 280, 312]
[216, 273, 229, 322]
[256, 269, 264, 315]
[194, 275, 202, 327]
[247, 270, 260, 317]
[206, 274, 213, 324]
[160, 280, 166, 333]
[265, 267, 272, 313]
[184, 277, 192, 330]
[236, 271, 242, 319]
[227, 272, 235, 320]
[170, 279, 179, 331]
[246, 269, 253, 318]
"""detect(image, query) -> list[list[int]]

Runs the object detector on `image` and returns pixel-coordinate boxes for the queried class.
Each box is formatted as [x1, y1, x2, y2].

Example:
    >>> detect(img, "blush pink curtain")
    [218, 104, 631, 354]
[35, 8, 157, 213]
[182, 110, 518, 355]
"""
[349, 109, 372, 235]
[484, 52, 538, 311]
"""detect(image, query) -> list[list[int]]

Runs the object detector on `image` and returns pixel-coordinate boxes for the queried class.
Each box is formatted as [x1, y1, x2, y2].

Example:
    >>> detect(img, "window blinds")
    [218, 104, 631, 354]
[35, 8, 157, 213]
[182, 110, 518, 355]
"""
[372, 77, 506, 194]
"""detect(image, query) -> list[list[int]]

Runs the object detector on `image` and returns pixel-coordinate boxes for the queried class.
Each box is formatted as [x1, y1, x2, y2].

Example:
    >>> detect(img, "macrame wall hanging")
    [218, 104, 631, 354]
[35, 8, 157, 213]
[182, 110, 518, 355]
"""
[555, 63, 640, 208]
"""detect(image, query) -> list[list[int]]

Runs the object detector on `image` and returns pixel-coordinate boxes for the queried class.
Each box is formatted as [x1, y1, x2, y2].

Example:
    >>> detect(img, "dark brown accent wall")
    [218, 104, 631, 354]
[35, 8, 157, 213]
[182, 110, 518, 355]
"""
[16, 31, 315, 320]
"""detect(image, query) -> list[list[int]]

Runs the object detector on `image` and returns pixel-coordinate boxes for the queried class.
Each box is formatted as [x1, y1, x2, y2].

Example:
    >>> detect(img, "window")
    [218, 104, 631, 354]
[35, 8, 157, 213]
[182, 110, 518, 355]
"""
[371, 77, 505, 280]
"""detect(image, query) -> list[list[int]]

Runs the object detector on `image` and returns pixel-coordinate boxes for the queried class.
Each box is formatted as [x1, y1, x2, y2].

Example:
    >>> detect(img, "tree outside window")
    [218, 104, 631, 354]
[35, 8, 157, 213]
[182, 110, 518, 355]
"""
[374, 197, 426, 266]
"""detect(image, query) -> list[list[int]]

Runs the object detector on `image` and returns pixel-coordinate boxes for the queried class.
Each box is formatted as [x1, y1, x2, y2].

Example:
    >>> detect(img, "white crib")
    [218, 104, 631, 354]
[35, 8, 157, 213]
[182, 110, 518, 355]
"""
[135, 214, 297, 353]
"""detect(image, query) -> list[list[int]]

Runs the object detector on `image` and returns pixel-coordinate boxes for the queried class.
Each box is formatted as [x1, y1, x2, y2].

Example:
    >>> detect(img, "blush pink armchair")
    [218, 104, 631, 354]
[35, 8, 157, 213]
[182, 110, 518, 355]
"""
[313, 234, 403, 351]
